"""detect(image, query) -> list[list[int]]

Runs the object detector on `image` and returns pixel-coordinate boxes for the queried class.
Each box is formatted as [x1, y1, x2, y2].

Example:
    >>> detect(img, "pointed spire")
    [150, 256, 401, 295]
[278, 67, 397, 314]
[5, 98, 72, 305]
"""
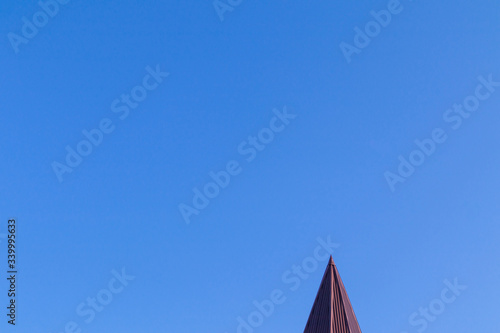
[303, 256, 362, 333]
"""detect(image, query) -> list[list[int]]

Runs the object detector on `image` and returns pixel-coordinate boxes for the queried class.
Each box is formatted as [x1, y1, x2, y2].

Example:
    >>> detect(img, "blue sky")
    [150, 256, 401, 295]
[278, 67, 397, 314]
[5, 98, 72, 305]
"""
[1, 0, 500, 331]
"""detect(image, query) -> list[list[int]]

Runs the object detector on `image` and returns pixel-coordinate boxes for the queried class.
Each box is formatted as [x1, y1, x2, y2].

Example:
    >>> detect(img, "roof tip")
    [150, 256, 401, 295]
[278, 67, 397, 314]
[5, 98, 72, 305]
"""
[303, 254, 362, 333]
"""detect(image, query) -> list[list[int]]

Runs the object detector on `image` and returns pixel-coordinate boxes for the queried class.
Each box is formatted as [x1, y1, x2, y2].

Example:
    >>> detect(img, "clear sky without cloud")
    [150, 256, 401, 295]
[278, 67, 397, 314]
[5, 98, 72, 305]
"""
[1, 0, 500, 332]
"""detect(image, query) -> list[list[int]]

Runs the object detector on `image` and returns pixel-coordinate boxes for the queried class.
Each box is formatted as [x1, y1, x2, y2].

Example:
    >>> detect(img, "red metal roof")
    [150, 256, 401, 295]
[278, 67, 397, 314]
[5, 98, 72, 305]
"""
[303, 256, 362, 333]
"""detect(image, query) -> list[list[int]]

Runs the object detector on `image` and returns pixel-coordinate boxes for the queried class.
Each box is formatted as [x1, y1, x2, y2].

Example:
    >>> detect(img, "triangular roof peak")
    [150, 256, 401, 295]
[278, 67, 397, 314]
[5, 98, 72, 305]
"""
[303, 256, 362, 333]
